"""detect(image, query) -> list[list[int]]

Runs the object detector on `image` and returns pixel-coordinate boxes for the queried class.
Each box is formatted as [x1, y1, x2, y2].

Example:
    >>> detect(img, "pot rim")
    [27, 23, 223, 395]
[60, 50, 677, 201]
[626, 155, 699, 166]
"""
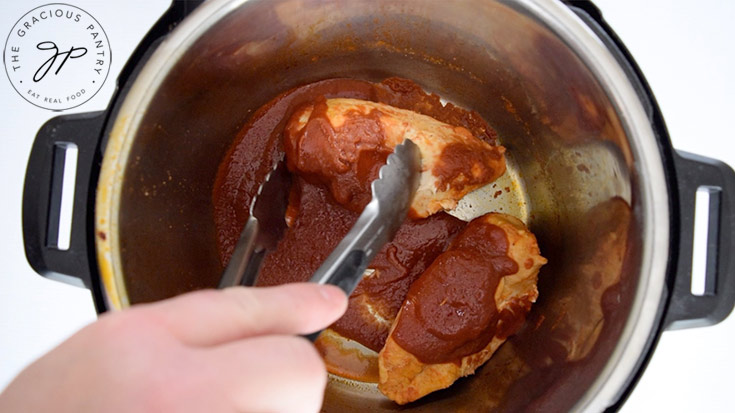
[95, 0, 244, 310]
[516, 2, 670, 411]
[94, 0, 671, 410]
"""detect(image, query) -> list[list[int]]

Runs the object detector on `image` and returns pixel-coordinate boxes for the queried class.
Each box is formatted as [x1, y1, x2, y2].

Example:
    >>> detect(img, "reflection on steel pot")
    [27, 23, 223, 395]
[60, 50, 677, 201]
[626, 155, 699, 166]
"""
[21, 0, 735, 411]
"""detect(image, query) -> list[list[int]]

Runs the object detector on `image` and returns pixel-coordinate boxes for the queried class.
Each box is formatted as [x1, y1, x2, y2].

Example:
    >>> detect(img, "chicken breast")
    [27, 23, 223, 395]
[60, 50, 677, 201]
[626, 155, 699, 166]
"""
[378, 213, 546, 404]
[284, 97, 506, 218]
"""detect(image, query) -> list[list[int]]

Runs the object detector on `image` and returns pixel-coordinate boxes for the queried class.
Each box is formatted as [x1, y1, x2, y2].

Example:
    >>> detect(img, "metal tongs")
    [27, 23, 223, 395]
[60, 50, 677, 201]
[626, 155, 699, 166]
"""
[307, 140, 420, 294]
[217, 157, 292, 289]
[219, 139, 421, 307]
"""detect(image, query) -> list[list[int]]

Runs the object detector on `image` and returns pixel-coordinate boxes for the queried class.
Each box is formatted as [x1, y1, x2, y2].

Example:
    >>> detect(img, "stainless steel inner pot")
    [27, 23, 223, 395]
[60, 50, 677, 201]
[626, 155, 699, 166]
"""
[95, 0, 672, 410]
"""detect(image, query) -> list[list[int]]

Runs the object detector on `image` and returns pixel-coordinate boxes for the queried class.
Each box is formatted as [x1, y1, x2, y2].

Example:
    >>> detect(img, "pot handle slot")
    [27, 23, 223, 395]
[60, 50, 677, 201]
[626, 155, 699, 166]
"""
[664, 151, 735, 330]
[22, 112, 107, 313]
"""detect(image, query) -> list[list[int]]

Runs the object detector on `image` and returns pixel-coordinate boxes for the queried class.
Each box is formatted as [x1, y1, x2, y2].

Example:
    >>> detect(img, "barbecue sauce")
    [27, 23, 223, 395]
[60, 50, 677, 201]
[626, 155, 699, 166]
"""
[284, 97, 393, 212]
[212, 77, 503, 363]
[392, 218, 519, 363]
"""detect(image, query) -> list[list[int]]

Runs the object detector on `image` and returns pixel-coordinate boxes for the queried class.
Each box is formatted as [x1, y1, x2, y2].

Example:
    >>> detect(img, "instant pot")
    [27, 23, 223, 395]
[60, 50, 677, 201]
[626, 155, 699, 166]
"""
[21, 0, 735, 411]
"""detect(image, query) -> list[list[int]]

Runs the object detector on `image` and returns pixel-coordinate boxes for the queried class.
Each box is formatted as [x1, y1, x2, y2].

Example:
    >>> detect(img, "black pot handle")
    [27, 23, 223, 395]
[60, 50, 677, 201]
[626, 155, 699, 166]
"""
[664, 151, 735, 329]
[22, 112, 107, 312]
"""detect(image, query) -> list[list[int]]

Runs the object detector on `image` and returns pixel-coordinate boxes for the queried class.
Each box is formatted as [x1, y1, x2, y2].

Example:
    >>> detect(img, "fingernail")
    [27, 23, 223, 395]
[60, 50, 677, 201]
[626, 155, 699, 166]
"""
[318, 285, 345, 303]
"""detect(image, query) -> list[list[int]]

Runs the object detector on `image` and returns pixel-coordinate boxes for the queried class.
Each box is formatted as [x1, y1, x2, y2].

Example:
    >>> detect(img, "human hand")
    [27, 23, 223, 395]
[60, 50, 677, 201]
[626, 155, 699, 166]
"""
[0, 283, 347, 413]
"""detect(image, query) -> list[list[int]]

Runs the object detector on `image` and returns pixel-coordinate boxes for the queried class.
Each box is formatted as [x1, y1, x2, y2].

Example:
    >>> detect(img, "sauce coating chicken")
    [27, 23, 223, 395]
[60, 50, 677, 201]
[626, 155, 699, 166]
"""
[284, 98, 506, 218]
[378, 213, 546, 404]
[213, 77, 544, 405]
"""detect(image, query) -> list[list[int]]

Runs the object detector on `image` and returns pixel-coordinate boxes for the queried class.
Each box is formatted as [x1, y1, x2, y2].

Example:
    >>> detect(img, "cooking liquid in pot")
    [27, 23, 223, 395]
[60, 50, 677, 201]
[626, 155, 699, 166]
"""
[212, 77, 530, 383]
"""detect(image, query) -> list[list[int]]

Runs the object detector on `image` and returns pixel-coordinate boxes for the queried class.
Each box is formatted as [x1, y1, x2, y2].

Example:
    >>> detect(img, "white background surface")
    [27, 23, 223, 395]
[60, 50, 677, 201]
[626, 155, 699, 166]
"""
[0, 0, 733, 411]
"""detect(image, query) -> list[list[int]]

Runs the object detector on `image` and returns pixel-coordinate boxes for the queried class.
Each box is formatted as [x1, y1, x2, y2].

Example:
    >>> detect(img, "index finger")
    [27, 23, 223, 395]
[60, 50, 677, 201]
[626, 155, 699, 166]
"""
[133, 283, 347, 347]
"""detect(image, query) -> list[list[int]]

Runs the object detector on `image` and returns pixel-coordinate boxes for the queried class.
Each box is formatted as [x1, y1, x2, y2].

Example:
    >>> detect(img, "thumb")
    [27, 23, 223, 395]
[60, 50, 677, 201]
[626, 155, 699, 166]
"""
[133, 283, 348, 347]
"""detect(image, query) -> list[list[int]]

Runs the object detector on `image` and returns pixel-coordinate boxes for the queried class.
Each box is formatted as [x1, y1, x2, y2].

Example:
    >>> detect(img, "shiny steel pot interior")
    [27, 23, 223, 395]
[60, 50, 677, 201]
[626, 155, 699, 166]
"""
[95, 0, 670, 410]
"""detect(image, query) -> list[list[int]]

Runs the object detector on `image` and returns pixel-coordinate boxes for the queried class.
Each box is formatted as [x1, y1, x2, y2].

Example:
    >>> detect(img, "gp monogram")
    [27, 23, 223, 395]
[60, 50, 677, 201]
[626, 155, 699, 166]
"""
[3, 3, 111, 111]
